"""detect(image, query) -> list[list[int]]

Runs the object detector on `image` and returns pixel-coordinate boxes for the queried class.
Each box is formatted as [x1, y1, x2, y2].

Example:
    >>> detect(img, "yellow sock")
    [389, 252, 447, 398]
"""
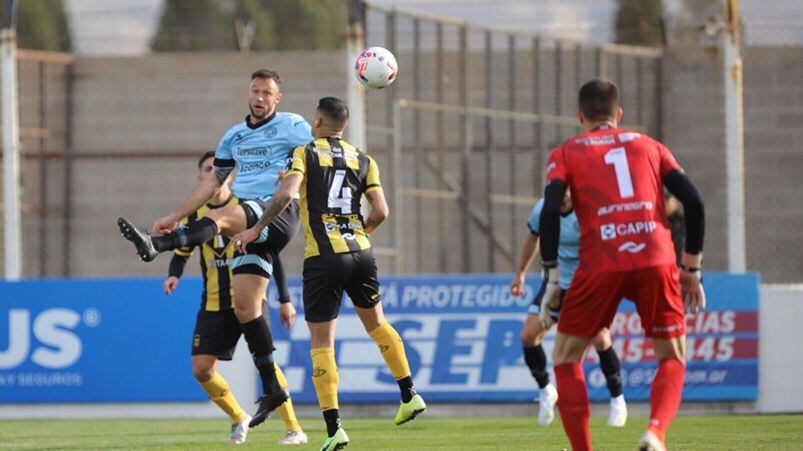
[274, 363, 303, 432]
[199, 372, 246, 423]
[310, 347, 339, 411]
[368, 321, 412, 380]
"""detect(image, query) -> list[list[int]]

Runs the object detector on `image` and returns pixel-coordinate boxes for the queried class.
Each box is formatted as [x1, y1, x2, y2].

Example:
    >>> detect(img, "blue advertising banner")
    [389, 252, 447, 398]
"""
[1, 273, 758, 403]
[0, 278, 207, 403]
[266, 272, 759, 404]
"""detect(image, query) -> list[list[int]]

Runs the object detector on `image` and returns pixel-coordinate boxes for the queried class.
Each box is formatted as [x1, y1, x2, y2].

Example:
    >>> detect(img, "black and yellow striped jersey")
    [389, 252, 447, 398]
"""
[175, 196, 239, 311]
[286, 137, 382, 259]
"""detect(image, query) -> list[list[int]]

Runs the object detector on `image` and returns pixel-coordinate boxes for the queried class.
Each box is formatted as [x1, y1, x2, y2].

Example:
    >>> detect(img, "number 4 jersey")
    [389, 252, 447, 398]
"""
[286, 136, 381, 259]
[545, 126, 680, 272]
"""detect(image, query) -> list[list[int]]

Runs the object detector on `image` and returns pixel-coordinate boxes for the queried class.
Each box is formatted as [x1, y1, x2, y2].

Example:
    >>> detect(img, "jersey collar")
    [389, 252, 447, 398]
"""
[590, 123, 615, 132]
[207, 194, 234, 209]
[245, 111, 277, 130]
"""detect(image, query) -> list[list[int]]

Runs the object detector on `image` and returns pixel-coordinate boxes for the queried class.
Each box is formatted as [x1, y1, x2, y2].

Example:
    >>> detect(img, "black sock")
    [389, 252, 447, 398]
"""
[523, 345, 550, 389]
[323, 408, 342, 437]
[597, 346, 623, 398]
[153, 217, 218, 252]
[240, 313, 280, 394]
[397, 376, 417, 403]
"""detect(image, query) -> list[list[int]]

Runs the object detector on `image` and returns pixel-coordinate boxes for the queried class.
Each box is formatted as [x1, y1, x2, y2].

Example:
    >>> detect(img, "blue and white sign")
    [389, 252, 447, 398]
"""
[267, 273, 760, 403]
[1, 273, 758, 404]
[0, 279, 206, 402]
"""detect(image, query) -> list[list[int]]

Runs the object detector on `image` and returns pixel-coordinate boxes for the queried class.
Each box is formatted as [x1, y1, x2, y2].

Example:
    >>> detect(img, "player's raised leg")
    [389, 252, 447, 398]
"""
[521, 311, 557, 426]
[118, 203, 246, 262]
[553, 332, 594, 451]
[274, 363, 308, 445]
[309, 320, 349, 450]
[192, 355, 251, 445]
[355, 302, 426, 425]
[591, 328, 627, 427]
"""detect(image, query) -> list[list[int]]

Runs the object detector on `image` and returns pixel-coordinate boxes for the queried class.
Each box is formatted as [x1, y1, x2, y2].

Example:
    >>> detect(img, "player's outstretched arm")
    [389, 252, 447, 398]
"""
[364, 188, 389, 234]
[152, 167, 231, 234]
[511, 234, 540, 297]
[664, 169, 706, 313]
[232, 173, 302, 253]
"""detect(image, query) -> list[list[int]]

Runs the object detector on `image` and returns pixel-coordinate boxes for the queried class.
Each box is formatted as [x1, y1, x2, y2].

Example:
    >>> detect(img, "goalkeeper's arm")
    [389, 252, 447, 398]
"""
[664, 169, 707, 313]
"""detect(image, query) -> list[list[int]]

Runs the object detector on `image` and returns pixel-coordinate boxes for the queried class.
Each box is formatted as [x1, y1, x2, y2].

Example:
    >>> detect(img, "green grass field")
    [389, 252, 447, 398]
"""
[1, 415, 801, 450]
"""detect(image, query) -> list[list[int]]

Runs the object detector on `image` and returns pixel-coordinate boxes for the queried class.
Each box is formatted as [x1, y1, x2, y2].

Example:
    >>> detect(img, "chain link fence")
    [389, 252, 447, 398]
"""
[358, 2, 662, 275]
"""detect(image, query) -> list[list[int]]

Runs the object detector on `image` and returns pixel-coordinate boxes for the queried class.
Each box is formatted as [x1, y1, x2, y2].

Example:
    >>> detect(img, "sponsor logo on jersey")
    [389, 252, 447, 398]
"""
[618, 132, 641, 143]
[574, 134, 615, 145]
[237, 146, 269, 157]
[597, 201, 654, 216]
[618, 241, 646, 253]
[600, 221, 657, 240]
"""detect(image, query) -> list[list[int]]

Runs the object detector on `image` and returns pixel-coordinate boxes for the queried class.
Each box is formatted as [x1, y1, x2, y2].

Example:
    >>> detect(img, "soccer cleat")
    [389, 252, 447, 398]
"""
[117, 217, 158, 262]
[394, 393, 427, 425]
[607, 394, 628, 427]
[638, 429, 667, 451]
[249, 388, 290, 428]
[320, 427, 349, 451]
[538, 384, 558, 426]
[229, 414, 252, 445]
[278, 430, 308, 445]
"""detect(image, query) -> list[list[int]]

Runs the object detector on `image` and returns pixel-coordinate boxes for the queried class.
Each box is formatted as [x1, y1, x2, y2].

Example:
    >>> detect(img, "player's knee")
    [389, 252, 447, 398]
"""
[192, 361, 215, 382]
[232, 300, 260, 323]
[592, 331, 612, 351]
[520, 329, 541, 347]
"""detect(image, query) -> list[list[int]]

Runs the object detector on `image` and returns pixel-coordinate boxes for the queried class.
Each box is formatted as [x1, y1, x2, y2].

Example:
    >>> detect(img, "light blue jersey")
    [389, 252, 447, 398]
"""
[527, 198, 580, 290]
[215, 112, 312, 200]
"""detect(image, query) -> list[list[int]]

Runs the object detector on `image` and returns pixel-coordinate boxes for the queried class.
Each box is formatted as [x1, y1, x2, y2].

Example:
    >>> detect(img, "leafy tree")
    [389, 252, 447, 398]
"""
[1, 0, 72, 51]
[234, 0, 345, 51]
[614, 0, 665, 46]
[152, 0, 236, 51]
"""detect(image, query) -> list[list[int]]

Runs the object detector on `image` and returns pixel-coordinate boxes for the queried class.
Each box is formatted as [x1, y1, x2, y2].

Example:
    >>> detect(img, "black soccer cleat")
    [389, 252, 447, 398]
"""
[117, 217, 158, 262]
[249, 388, 290, 428]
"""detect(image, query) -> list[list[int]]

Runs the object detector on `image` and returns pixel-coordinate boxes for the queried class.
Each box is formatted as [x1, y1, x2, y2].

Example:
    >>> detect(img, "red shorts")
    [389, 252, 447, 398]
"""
[557, 264, 686, 339]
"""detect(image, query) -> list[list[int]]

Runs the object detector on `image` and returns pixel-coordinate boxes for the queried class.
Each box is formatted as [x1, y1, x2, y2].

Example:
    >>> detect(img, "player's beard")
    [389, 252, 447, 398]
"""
[249, 103, 271, 121]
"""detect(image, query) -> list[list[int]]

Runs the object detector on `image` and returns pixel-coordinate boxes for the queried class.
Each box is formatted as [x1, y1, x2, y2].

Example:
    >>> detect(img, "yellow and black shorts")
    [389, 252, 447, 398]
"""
[302, 249, 382, 323]
[191, 307, 242, 360]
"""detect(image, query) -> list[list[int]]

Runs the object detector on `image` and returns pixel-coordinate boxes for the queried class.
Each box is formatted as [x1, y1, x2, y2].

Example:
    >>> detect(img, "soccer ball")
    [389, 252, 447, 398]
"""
[354, 47, 398, 89]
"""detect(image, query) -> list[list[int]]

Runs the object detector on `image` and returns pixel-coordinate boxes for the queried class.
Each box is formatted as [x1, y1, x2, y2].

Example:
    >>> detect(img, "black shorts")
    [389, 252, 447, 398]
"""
[527, 278, 566, 323]
[232, 198, 300, 278]
[303, 249, 382, 323]
[191, 307, 242, 360]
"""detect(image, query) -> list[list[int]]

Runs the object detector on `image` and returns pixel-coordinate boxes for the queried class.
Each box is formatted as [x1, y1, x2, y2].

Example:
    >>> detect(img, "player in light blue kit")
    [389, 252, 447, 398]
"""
[118, 69, 311, 429]
[510, 189, 628, 428]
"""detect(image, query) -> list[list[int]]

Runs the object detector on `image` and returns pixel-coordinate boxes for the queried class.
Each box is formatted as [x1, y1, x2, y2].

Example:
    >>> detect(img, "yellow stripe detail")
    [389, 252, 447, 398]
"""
[354, 232, 371, 250]
[300, 178, 320, 259]
[202, 244, 221, 312]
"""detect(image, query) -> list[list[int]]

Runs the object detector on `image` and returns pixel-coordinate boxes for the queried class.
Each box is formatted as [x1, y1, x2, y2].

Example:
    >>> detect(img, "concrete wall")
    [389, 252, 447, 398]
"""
[662, 46, 803, 281]
[6, 46, 803, 281]
[757, 284, 803, 413]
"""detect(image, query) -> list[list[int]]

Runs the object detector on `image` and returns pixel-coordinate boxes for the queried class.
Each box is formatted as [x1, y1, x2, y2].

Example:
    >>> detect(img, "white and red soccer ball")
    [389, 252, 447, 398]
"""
[354, 47, 398, 89]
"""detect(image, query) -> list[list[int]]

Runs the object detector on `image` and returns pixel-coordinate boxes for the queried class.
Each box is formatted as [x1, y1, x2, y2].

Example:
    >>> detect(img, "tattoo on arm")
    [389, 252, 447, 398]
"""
[214, 167, 233, 186]
[364, 217, 381, 232]
[254, 198, 287, 231]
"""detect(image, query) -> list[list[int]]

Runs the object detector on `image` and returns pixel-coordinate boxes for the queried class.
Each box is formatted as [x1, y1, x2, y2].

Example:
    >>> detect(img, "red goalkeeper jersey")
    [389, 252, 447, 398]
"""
[545, 125, 681, 272]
